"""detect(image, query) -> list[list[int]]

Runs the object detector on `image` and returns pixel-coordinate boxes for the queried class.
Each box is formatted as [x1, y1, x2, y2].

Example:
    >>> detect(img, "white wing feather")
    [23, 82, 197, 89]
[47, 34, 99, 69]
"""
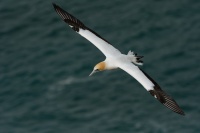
[118, 62, 154, 91]
[78, 29, 121, 57]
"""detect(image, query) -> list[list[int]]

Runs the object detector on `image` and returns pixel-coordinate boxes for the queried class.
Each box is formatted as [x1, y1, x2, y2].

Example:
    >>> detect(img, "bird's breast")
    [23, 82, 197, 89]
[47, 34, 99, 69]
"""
[105, 55, 126, 70]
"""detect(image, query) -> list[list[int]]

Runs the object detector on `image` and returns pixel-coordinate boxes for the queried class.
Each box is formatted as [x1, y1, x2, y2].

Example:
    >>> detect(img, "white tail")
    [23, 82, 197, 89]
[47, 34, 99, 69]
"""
[127, 50, 143, 65]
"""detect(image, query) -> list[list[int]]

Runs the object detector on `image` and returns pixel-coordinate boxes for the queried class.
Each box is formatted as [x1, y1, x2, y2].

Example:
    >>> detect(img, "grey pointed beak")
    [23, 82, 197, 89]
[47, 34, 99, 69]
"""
[89, 70, 96, 76]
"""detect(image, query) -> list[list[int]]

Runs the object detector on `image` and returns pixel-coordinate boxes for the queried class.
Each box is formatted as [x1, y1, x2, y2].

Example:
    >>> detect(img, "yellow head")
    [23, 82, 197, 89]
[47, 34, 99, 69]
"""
[89, 62, 106, 76]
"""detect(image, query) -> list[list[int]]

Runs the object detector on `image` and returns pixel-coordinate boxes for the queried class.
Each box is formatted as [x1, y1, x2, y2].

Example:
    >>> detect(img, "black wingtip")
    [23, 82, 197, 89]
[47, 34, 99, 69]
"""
[181, 111, 185, 116]
[52, 3, 59, 10]
[52, 3, 57, 11]
[149, 88, 185, 116]
[52, 3, 87, 32]
[52, 3, 56, 7]
[140, 68, 185, 116]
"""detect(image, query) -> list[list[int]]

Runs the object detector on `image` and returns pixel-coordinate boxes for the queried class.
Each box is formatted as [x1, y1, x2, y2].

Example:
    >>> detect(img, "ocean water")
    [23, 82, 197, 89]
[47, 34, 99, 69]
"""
[1, 0, 200, 133]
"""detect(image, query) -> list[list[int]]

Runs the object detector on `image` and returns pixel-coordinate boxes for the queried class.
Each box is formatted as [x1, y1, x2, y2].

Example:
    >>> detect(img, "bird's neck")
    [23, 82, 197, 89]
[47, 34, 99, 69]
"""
[104, 59, 118, 70]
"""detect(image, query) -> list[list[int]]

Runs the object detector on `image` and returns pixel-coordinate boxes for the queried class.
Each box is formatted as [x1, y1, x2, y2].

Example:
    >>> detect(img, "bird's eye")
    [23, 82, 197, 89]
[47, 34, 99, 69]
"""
[95, 69, 99, 71]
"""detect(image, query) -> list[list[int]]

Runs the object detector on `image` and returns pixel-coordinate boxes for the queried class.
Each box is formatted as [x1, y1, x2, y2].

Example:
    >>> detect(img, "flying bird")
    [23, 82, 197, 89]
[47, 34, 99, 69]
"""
[52, 3, 185, 115]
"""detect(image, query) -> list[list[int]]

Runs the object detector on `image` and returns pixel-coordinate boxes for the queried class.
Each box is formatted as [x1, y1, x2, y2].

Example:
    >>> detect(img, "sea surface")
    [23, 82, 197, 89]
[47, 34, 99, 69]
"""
[1, 0, 200, 133]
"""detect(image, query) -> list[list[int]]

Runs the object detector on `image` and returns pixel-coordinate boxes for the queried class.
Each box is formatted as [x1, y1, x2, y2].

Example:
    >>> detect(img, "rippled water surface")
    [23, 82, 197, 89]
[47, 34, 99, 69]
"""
[1, 0, 200, 133]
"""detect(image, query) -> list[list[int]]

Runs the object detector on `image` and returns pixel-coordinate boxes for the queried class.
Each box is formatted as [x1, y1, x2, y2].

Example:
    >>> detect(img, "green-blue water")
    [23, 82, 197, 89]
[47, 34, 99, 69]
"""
[1, 0, 200, 133]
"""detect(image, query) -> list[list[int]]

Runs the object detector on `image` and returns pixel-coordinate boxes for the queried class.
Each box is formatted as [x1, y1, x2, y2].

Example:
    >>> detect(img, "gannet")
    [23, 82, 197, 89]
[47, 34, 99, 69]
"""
[53, 3, 185, 115]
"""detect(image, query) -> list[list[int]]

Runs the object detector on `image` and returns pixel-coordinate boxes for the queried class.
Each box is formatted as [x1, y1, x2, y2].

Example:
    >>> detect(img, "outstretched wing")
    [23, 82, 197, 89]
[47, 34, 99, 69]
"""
[53, 3, 121, 57]
[118, 62, 185, 115]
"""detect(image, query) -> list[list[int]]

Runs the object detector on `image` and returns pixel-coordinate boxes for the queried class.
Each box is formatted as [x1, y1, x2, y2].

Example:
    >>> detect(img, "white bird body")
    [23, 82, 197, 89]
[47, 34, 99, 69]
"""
[53, 3, 185, 115]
